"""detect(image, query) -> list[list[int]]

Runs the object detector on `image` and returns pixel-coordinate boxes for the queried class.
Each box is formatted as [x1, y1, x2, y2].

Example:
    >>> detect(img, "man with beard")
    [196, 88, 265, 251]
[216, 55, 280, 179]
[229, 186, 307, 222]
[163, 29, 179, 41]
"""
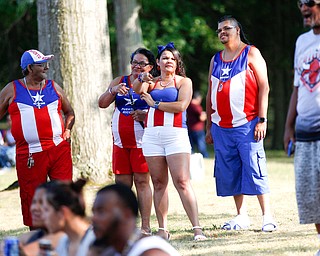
[91, 183, 139, 255]
[283, 1, 320, 255]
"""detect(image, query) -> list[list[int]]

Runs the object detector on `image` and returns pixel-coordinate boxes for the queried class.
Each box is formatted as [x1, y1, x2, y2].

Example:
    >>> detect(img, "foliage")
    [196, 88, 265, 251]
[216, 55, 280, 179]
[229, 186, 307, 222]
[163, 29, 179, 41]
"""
[0, 0, 309, 149]
[0, 0, 36, 92]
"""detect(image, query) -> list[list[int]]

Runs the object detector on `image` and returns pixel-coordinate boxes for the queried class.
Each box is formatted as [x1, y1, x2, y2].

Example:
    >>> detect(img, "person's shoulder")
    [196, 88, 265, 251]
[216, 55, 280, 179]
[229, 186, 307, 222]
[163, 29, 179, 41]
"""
[128, 236, 180, 256]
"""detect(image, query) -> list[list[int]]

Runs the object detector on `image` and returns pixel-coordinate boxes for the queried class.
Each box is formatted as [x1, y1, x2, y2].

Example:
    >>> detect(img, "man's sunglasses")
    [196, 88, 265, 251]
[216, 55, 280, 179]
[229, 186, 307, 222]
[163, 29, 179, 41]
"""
[297, 0, 317, 8]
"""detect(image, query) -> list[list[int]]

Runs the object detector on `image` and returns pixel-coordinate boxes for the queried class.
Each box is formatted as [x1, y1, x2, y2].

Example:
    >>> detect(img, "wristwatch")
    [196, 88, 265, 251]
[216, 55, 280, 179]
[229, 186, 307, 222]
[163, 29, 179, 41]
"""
[258, 117, 267, 123]
[154, 101, 160, 109]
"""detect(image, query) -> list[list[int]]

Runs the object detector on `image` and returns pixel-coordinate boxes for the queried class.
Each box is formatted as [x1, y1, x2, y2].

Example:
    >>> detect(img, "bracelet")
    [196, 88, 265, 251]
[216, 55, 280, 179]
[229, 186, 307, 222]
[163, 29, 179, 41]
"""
[65, 129, 71, 132]
[138, 73, 144, 83]
[108, 87, 115, 96]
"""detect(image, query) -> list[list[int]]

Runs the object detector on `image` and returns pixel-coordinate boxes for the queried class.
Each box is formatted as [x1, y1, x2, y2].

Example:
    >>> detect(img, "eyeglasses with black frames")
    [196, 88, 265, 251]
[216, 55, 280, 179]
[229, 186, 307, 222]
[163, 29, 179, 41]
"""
[131, 61, 150, 68]
[297, 0, 317, 8]
[216, 26, 236, 34]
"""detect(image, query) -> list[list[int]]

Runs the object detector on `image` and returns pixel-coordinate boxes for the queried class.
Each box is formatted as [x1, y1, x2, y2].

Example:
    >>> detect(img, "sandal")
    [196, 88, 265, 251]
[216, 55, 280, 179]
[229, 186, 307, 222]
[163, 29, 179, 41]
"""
[156, 228, 171, 240]
[140, 228, 152, 237]
[262, 215, 277, 232]
[221, 215, 250, 231]
[192, 226, 207, 241]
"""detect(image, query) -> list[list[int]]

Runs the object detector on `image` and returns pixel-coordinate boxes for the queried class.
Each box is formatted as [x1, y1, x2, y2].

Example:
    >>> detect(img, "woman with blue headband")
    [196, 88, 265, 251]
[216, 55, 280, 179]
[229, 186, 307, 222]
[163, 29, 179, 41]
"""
[133, 42, 206, 241]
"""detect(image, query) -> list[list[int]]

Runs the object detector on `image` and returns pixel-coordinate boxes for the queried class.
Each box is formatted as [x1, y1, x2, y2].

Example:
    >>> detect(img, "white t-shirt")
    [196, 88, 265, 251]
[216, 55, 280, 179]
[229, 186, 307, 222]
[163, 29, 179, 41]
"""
[293, 29, 320, 140]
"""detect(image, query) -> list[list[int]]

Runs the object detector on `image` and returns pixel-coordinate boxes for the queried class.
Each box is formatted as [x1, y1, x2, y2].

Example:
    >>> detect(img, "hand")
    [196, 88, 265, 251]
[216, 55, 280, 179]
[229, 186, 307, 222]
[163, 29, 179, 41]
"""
[254, 122, 267, 141]
[140, 92, 155, 107]
[130, 110, 147, 122]
[113, 83, 129, 95]
[205, 130, 213, 144]
[283, 128, 295, 153]
[63, 129, 71, 142]
[140, 72, 153, 83]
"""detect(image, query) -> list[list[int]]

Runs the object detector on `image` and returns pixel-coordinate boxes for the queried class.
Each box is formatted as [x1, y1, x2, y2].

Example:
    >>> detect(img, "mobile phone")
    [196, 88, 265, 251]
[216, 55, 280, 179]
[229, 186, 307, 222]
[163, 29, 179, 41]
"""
[287, 140, 295, 157]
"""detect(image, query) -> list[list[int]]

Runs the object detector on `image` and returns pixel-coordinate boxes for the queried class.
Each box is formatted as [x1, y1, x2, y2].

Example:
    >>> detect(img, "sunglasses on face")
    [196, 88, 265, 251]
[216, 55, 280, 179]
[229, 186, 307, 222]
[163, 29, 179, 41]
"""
[297, 0, 317, 8]
[215, 26, 236, 34]
[130, 61, 150, 68]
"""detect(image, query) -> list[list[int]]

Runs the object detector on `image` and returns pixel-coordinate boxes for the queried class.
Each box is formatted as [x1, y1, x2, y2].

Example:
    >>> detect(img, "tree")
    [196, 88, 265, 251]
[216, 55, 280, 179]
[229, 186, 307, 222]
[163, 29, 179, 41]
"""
[37, 0, 114, 182]
[113, 0, 143, 75]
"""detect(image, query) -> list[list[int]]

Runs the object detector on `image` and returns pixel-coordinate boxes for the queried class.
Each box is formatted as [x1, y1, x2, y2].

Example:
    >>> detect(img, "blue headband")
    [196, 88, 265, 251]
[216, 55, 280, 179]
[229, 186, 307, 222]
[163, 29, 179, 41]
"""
[157, 42, 175, 55]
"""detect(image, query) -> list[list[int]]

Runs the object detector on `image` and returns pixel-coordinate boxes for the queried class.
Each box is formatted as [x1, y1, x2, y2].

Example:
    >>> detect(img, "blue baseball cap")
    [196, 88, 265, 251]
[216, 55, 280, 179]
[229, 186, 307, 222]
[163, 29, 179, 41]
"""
[20, 49, 54, 70]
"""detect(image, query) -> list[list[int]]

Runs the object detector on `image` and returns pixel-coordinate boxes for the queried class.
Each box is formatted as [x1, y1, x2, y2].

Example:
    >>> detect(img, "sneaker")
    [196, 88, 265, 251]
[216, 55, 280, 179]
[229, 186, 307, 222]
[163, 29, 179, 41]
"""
[221, 214, 250, 230]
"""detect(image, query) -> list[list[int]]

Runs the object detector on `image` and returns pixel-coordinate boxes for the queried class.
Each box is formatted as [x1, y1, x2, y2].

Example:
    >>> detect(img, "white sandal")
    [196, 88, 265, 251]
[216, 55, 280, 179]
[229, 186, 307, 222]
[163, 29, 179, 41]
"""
[192, 226, 207, 241]
[157, 227, 171, 240]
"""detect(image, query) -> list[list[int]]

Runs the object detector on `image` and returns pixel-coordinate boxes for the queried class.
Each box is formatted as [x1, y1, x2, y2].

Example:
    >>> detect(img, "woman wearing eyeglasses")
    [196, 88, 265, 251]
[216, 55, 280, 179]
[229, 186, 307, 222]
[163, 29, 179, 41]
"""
[98, 48, 158, 237]
[133, 42, 206, 241]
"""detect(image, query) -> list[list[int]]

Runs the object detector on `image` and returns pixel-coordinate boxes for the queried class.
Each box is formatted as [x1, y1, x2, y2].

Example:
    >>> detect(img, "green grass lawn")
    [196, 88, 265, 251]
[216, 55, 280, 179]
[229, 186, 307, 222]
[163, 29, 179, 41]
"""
[0, 151, 319, 255]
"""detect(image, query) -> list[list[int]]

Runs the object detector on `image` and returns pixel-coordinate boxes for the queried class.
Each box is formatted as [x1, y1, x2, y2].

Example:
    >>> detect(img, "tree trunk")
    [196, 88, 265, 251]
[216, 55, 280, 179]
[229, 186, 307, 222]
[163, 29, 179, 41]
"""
[37, 0, 114, 183]
[114, 0, 143, 75]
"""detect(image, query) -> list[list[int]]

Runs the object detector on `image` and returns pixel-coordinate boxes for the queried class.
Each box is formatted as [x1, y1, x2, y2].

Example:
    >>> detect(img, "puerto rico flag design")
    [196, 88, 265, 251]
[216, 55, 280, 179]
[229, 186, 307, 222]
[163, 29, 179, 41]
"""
[8, 79, 64, 154]
[112, 76, 148, 148]
[147, 85, 187, 128]
[210, 45, 259, 128]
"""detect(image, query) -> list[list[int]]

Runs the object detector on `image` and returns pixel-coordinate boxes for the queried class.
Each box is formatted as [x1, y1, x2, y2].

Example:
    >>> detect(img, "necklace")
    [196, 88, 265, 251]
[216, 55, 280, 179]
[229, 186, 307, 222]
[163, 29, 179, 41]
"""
[219, 41, 243, 92]
[159, 76, 175, 87]
[222, 41, 242, 61]
[23, 77, 44, 109]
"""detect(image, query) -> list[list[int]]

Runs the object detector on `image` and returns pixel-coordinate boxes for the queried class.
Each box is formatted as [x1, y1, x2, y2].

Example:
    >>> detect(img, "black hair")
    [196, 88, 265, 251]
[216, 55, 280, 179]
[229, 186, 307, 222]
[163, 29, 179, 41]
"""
[44, 179, 87, 217]
[97, 183, 139, 217]
[156, 46, 186, 77]
[218, 15, 250, 45]
[130, 47, 159, 77]
[22, 68, 29, 76]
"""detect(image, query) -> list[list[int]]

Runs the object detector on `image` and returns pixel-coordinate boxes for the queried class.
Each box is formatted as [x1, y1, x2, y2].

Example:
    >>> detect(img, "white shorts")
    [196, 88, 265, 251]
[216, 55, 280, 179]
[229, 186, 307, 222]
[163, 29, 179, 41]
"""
[142, 126, 191, 156]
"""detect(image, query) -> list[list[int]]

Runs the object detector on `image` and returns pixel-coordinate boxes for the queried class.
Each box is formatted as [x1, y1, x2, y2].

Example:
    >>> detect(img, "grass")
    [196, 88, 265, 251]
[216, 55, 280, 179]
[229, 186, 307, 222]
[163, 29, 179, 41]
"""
[0, 151, 319, 255]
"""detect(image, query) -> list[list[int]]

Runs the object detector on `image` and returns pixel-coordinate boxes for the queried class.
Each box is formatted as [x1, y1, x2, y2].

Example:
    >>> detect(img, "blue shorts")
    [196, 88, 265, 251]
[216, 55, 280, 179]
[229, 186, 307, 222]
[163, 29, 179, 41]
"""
[211, 118, 270, 196]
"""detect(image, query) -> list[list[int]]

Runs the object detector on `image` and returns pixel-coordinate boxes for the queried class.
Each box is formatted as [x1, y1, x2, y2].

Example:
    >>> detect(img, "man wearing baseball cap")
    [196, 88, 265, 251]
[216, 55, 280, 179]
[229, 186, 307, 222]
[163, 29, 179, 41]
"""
[284, 1, 320, 255]
[0, 49, 75, 229]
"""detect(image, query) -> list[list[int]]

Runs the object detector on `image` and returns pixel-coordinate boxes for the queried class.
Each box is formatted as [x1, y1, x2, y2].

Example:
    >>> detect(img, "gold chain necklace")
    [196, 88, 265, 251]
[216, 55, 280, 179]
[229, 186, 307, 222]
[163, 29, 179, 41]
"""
[23, 77, 44, 109]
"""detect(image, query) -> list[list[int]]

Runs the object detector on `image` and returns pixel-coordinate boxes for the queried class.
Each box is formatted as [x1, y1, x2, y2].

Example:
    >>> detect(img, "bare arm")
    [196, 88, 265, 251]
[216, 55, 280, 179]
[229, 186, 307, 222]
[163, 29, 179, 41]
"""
[0, 82, 14, 119]
[132, 72, 154, 95]
[205, 57, 214, 144]
[98, 77, 129, 108]
[248, 47, 270, 141]
[283, 86, 297, 152]
[54, 83, 75, 141]
[140, 76, 192, 113]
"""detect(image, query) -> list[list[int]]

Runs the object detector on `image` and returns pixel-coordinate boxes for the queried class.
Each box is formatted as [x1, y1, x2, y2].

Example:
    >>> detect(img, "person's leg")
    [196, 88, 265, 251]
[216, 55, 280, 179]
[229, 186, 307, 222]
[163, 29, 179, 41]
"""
[234, 194, 247, 215]
[47, 141, 73, 180]
[133, 173, 152, 234]
[115, 174, 133, 187]
[195, 130, 209, 158]
[167, 153, 203, 238]
[16, 152, 48, 227]
[145, 155, 169, 239]
[257, 193, 271, 216]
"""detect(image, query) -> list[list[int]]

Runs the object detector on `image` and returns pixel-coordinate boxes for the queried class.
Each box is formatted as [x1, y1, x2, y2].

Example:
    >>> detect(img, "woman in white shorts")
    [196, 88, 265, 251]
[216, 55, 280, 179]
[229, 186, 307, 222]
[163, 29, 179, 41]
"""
[133, 42, 206, 241]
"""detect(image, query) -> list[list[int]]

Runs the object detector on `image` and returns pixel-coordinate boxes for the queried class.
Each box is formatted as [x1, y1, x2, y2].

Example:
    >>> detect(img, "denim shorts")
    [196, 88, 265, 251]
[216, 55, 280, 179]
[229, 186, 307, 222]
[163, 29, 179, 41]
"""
[211, 118, 270, 196]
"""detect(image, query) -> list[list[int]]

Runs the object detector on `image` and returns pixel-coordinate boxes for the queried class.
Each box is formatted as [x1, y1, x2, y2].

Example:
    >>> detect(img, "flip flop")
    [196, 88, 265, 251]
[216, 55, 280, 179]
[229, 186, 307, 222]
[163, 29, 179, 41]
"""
[262, 222, 277, 232]
[221, 215, 250, 230]
[262, 215, 277, 232]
